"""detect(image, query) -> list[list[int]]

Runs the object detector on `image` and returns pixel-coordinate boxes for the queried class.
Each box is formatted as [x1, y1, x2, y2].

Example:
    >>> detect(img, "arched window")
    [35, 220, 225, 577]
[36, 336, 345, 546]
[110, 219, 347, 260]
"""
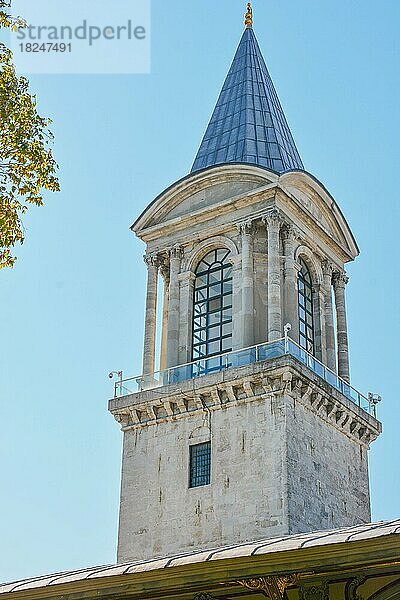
[192, 249, 233, 372]
[298, 258, 315, 355]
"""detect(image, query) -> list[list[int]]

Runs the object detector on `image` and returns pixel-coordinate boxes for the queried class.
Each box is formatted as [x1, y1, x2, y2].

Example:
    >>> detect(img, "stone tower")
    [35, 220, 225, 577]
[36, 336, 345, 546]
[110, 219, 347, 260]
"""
[109, 5, 381, 563]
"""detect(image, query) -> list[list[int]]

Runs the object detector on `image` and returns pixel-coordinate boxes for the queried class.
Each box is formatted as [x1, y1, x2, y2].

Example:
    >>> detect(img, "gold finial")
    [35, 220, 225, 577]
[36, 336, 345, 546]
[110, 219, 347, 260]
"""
[244, 2, 253, 28]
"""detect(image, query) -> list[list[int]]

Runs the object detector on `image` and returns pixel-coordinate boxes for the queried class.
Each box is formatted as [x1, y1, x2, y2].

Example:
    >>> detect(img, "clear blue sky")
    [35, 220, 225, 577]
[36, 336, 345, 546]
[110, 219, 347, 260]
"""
[1, 0, 399, 583]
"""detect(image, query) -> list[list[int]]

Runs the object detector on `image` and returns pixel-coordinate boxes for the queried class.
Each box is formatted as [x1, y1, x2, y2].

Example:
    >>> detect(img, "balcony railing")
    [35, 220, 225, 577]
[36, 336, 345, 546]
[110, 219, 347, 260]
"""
[113, 338, 376, 417]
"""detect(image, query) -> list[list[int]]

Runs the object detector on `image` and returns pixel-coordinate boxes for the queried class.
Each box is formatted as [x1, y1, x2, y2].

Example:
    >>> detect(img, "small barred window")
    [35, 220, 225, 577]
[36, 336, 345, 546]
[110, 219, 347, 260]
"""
[189, 442, 211, 488]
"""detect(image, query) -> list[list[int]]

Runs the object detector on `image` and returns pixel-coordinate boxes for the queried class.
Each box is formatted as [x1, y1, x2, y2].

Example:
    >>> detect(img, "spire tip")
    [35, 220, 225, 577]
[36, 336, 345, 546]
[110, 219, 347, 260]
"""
[244, 3, 253, 28]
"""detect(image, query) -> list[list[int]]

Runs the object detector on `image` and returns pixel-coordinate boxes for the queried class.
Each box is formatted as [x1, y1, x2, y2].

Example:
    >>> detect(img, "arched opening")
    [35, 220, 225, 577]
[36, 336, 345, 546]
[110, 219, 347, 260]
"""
[298, 258, 315, 355]
[192, 249, 233, 372]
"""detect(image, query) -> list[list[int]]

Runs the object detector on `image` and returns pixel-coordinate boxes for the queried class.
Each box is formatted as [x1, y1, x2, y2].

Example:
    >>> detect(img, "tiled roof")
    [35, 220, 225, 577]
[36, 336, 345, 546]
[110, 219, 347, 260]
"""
[191, 27, 304, 173]
[1, 520, 399, 594]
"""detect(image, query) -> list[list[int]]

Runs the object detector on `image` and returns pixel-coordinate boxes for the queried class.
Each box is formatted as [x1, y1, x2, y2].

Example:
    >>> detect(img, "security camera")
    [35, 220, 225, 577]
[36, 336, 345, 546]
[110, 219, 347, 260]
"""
[109, 370, 123, 380]
[368, 393, 382, 405]
[284, 323, 292, 334]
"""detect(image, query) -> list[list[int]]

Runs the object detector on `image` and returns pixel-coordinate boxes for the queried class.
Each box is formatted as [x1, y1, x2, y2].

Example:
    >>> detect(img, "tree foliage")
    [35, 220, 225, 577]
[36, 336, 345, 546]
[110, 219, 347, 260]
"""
[0, 0, 59, 268]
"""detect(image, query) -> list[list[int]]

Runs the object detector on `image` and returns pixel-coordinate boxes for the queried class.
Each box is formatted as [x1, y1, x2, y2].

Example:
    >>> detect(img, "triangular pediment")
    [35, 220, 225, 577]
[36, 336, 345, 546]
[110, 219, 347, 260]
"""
[279, 172, 359, 259]
[132, 165, 358, 262]
[133, 165, 277, 231]
[164, 179, 261, 222]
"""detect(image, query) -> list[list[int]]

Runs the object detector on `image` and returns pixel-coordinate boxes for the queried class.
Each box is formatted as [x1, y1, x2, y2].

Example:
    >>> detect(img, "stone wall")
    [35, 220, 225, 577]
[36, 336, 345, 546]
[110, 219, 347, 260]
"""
[117, 395, 288, 562]
[286, 398, 371, 533]
[114, 357, 378, 562]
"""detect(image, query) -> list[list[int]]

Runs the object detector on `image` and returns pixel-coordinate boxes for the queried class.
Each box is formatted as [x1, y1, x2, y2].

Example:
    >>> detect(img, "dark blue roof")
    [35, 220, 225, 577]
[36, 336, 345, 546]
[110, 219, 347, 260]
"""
[191, 27, 304, 173]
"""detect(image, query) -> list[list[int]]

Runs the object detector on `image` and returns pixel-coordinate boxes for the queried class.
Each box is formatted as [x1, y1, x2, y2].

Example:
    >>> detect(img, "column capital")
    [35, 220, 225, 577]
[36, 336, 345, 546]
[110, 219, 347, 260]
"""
[332, 270, 349, 288]
[169, 245, 184, 260]
[281, 223, 300, 242]
[262, 208, 284, 229]
[159, 257, 170, 283]
[321, 259, 334, 277]
[143, 253, 161, 269]
[237, 220, 255, 235]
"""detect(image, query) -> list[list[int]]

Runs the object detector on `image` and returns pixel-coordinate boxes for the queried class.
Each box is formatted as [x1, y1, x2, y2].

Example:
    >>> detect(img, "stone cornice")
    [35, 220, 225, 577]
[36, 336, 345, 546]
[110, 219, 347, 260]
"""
[138, 184, 277, 243]
[139, 182, 355, 266]
[133, 162, 358, 265]
[109, 357, 381, 448]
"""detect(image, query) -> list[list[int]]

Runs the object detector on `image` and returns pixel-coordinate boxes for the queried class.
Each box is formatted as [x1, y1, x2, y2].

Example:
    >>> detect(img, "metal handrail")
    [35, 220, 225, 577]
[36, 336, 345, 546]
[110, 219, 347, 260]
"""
[284, 338, 374, 416]
[113, 338, 375, 417]
[115, 338, 286, 389]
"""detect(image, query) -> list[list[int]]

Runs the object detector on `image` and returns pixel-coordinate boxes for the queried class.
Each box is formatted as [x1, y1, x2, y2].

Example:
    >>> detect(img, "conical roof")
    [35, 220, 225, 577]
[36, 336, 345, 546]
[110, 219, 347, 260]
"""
[191, 26, 304, 173]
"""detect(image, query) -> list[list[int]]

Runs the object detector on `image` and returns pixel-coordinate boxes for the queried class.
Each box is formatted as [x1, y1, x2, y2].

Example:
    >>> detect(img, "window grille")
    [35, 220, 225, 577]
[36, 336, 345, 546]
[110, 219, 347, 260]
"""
[192, 249, 232, 374]
[298, 258, 315, 355]
[189, 442, 211, 488]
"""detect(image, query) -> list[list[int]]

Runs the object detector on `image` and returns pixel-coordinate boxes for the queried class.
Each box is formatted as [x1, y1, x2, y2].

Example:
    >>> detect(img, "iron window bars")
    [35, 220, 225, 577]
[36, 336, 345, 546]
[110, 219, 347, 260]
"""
[189, 442, 211, 488]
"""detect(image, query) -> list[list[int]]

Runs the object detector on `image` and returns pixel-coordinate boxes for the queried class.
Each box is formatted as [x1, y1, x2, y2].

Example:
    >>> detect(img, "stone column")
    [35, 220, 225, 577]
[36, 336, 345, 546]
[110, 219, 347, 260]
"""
[322, 260, 336, 372]
[166, 245, 183, 369]
[313, 284, 326, 363]
[264, 210, 283, 341]
[333, 271, 350, 383]
[238, 221, 255, 348]
[142, 254, 159, 376]
[282, 225, 299, 343]
[159, 259, 170, 372]
[231, 255, 242, 350]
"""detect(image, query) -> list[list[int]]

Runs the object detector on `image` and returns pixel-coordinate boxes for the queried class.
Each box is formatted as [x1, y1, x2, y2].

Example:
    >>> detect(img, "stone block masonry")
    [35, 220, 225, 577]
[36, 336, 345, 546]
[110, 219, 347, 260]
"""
[110, 356, 381, 562]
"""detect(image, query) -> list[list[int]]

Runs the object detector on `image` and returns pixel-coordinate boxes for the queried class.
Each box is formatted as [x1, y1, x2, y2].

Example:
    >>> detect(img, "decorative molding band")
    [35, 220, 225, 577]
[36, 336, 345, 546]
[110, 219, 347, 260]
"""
[345, 575, 367, 600]
[238, 574, 300, 599]
[110, 362, 380, 447]
[299, 581, 329, 600]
